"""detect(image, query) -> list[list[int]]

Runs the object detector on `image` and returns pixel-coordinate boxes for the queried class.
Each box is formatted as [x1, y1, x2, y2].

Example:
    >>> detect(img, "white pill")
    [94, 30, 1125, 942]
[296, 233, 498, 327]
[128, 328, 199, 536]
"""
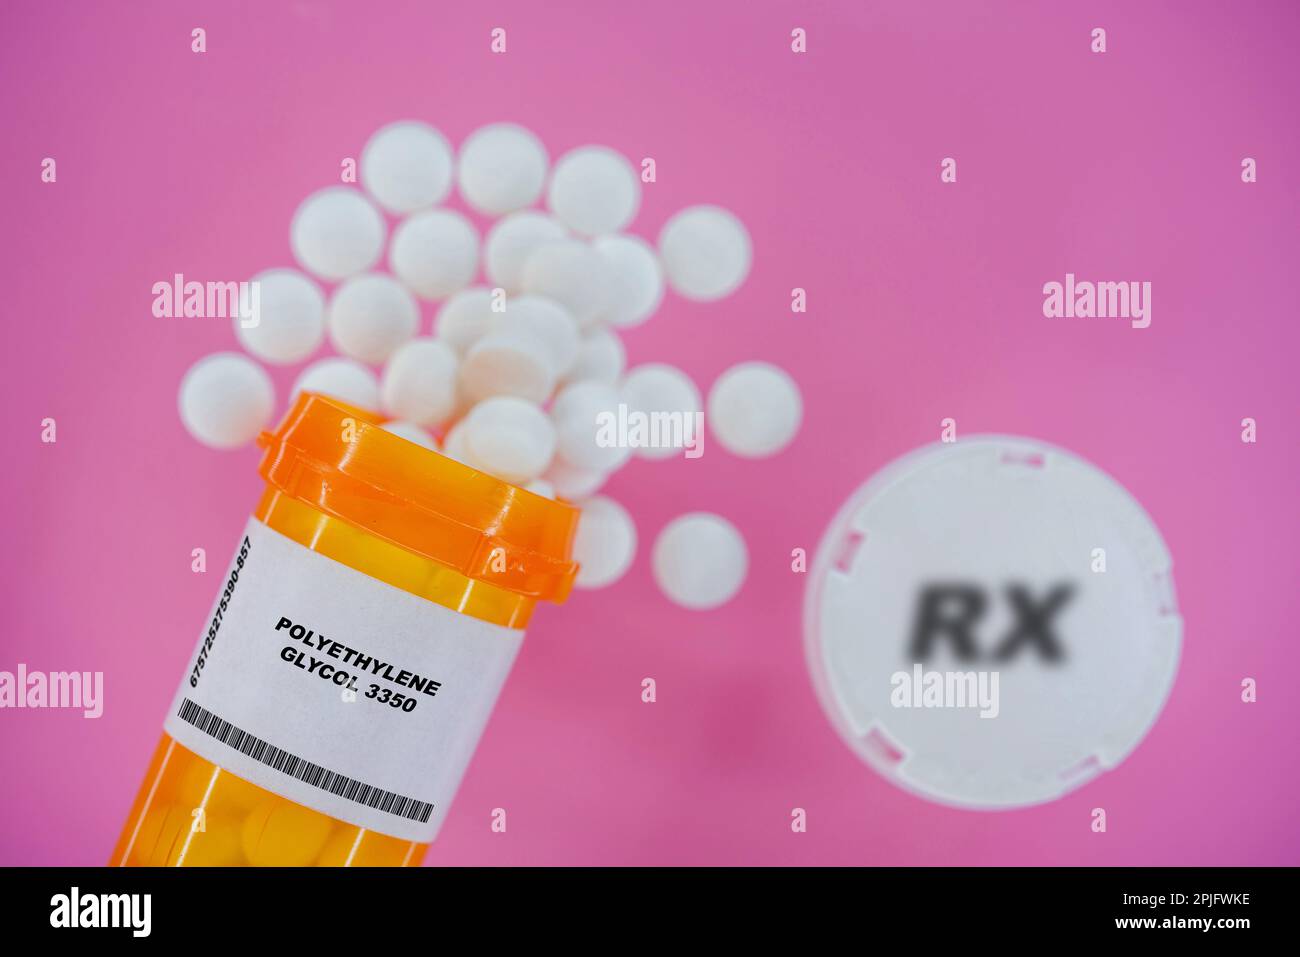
[433, 287, 496, 354]
[593, 234, 663, 328]
[572, 495, 637, 589]
[326, 273, 419, 365]
[484, 211, 567, 292]
[292, 357, 381, 411]
[290, 187, 386, 281]
[707, 361, 802, 458]
[658, 205, 752, 301]
[463, 397, 556, 485]
[460, 331, 555, 405]
[441, 419, 475, 466]
[652, 512, 748, 610]
[551, 381, 632, 472]
[360, 121, 454, 214]
[495, 295, 580, 377]
[381, 420, 439, 451]
[619, 363, 702, 460]
[179, 352, 275, 449]
[563, 328, 626, 386]
[389, 209, 479, 300]
[457, 123, 548, 216]
[380, 338, 459, 428]
[235, 269, 326, 365]
[524, 479, 555, 499]
[520, 238, 611, 329]
[541, 457, 608, 500]
[547, 146, 640, 236]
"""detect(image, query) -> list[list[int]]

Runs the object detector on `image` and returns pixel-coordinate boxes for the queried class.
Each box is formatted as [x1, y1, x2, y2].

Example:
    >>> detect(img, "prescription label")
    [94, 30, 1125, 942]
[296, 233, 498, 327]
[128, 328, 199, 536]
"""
[163, 518, 523, 843]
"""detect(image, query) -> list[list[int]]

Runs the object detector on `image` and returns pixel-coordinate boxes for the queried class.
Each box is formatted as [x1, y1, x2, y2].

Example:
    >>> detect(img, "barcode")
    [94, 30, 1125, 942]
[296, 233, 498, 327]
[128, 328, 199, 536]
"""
[176, 697, 433, 825]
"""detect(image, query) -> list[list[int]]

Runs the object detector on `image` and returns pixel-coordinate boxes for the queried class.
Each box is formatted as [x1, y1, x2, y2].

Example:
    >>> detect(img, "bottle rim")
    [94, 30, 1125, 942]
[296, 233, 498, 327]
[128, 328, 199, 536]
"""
[257, 392, 580, 604]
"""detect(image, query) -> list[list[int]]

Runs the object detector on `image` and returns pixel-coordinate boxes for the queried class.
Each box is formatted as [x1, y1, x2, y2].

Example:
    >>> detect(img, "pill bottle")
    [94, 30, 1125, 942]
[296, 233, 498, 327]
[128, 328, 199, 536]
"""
[111, 392, 578, 866]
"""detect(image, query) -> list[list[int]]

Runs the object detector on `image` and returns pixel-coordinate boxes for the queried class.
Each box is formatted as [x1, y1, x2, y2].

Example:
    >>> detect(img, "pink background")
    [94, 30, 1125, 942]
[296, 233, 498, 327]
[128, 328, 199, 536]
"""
[2, 0, 1298, 866]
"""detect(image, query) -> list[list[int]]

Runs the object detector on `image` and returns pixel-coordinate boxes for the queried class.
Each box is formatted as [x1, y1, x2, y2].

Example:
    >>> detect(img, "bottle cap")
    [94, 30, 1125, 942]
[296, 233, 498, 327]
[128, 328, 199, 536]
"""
[258, 392, 580, 604]
[805, 436, 1181, 808]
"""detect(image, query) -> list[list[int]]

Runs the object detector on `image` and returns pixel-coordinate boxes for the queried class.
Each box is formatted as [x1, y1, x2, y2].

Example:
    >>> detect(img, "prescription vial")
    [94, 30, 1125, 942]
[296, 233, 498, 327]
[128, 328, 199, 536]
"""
[111, 392, 578, 866]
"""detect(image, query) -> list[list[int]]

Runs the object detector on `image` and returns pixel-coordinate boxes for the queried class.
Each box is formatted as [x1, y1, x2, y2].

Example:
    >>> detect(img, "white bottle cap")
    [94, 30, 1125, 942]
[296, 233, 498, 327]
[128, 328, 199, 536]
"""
[805, 436, 1181, 809]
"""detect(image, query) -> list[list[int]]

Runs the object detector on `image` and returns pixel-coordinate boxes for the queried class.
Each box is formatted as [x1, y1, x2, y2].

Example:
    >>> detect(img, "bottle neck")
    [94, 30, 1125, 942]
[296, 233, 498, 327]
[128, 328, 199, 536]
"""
[255, 487, 536, 629]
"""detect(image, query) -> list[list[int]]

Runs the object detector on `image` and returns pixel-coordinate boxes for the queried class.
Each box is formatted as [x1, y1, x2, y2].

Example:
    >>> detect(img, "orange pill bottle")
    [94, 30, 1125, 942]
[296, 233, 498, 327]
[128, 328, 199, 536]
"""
[111, 393, 578, 866]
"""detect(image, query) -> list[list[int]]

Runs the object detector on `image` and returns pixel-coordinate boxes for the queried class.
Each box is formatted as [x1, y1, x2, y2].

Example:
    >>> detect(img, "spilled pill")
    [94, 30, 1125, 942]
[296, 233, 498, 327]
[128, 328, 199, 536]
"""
[236, 268, 325, 365]
[390, 209, 479, 300]
[658, 205, 752, 302]
[572, 495, 637, 589]
[619, 363, 702, 460]
[652, 512, 748, 610]
[179, 352, 275, 450]
[460, 331, 556, 406]
[380, 338, 459, 428]
[291, 187, 386, 282]
[483, 211, 568, 293]
[360, 120, 455, 214]
[594, 234, 664, 329]
[520, 238, 612, 330]
[457, 122, 549, 216]
[327, 273, 420, 365]
[564, 328, 626, 386]
[707, 361, 802, 458]
[547, 146, 641, 236]
[463, 396, 556, 485]
[292, 357, 381, 411]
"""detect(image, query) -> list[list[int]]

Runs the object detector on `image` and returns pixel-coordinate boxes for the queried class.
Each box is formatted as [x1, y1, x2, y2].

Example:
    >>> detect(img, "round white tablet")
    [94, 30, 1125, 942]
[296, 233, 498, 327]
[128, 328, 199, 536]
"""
[658, 205, 752, 301]
[381, 420, 439, 451]
[652, 513, 748, 610]
[805, 436, 1183, 809]
[520, 238, 611, 329]
[178, 352, 275, 450]
[541, 458, 609, 500]
[495, 295, 580, 377]
[707, 361, 802, 458]
[235, 268, 326, 365]
[292, 357, 381, 411]
[573, 495, 637, 589]
[290, 187, 386, 281]
[563, 328, 626, 385]
[457, 122, 548, 216]
[360, 121, 454, 214]
[547, 146, 641, 236]
[440, 419, 476, 467]
[619, 363, 702, 460]
[326, 273, 420, 365]
[550, 381, 632, 472]
[380, 338, 459, 428]
[463, 396, 556, 485]
[434, 287, 496, 354]
[459, 331, 555, 405]
[484, 211, 567, 292]
[389, 209, 479, 300]
[524, 479, 555, 499]
[593, 234, 663, 328]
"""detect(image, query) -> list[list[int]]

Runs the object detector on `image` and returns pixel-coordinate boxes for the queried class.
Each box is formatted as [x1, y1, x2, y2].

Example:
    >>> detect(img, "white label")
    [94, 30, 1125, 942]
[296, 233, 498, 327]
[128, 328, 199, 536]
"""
[163, 518, 524, 843]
